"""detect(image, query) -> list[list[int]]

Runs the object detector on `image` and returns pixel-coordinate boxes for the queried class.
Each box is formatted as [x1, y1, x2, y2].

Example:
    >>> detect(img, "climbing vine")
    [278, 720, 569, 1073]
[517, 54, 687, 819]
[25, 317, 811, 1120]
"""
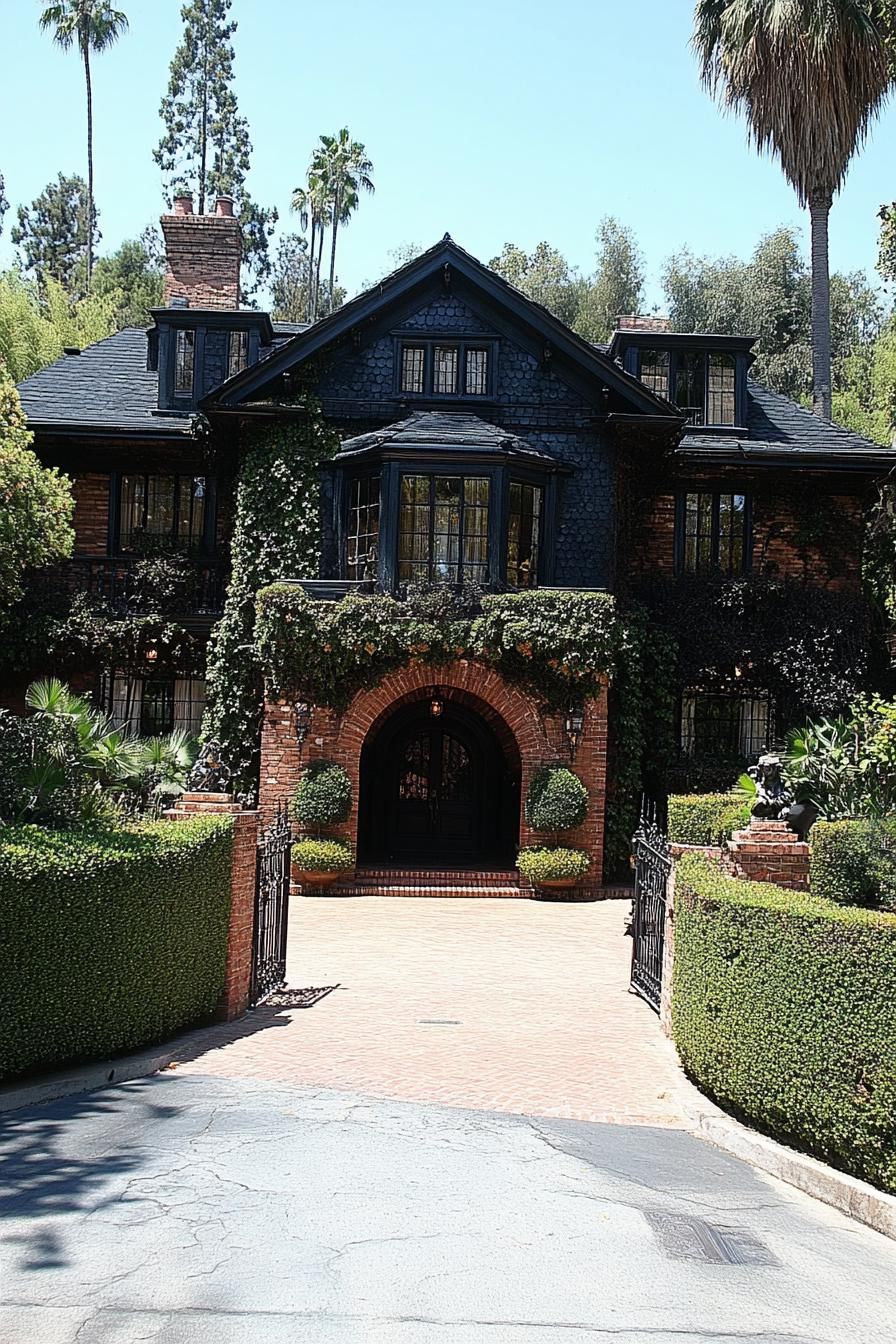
[202, 398, 339, 792]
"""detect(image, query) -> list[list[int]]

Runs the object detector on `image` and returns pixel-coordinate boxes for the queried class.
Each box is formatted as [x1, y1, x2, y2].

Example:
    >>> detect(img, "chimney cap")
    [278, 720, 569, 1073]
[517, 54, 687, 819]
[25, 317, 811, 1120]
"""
[173, 192, 194, 216]
[215, 194, 235, 217]
[615, 314, 673, 334]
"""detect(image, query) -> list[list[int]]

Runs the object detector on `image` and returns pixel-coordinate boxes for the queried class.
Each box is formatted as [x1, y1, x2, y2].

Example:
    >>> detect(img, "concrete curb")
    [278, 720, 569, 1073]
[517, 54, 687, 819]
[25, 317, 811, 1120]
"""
[691, 1108, 896, 1242]
[0, 1046, 178, 1114]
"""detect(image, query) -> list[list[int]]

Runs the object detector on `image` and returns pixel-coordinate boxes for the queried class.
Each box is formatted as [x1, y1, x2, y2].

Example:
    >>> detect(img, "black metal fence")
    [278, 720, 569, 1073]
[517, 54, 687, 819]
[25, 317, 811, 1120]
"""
[630, 802, 671, 1013]
[251, 808, 292, 1007]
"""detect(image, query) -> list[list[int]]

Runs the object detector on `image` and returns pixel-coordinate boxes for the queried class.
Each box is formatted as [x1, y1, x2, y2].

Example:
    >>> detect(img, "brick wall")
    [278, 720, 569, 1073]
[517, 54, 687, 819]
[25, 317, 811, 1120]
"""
[161, 204, 241, 311]
[71, 473, 110, 555]
[259, 659, 609, 881]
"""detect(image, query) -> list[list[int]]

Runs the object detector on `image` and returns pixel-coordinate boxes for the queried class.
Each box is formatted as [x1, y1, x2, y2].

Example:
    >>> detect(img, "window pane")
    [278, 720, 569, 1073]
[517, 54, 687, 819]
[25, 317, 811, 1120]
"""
[462, 477, 489, 583]
[400, 345, 425, 394]
[176, 476, 206, 547]
[675, 353, 705, 425]
[144, 476, 176, 537]
[120, 474, 143, 550]
[433, 346, 458, 394]
[140, 679, 175, 736]
[465, 348, 489, 395]
[640, 349, 670, 397]
[347, 475, 380, 579]
[398, 474, 490, 584]
[717, 493, 745, 576]
[227, 330, 249, 379]
[174, 330, 195, 394]
[507, 481, 541, 587]
[682, 691, 769, 761]
[433, 476, 462, 582]
[707, 353, 736, 424]
[398, 475, 431, 581]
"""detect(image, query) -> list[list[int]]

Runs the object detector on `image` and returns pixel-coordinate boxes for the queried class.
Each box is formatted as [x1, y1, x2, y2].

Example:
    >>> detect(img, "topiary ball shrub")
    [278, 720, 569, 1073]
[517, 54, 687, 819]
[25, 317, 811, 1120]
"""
[525, 766, 589, 833]
[292, 761, 352, 830]
[517, 846, 591, 884]
[292, 838, 354, 873]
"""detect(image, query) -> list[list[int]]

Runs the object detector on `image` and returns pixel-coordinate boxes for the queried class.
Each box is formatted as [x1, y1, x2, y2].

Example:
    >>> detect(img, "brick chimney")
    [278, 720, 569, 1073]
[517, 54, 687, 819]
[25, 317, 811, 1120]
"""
[615, 314, 674, 333]
[160, 194, 241, 310]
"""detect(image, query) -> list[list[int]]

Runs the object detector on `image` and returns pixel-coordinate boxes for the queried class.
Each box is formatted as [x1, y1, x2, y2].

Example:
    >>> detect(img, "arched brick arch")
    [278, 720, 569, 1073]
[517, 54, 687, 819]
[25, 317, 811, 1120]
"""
[259, 658, 609, 878]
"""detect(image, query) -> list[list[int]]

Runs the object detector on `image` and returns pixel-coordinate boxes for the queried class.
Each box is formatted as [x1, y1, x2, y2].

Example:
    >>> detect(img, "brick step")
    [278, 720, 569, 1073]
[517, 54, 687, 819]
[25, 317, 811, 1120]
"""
[296, 866, 534, 899]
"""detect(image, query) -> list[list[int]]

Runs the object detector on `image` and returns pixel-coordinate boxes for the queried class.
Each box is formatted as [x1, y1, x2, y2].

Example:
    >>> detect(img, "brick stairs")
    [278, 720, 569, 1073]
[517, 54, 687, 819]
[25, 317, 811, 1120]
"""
[299, 866, 534, 899]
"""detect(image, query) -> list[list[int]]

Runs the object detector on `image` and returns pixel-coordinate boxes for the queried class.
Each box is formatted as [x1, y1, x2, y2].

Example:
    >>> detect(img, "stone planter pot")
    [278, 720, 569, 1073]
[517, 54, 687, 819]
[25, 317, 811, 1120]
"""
[293, 869, 344, 889]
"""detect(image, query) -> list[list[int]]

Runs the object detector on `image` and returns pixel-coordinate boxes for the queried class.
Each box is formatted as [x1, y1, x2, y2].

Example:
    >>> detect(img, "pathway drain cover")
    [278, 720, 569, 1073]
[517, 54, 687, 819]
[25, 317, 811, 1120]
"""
[644, 1212, 779, 1266]
[418, 1019, 461, 1025]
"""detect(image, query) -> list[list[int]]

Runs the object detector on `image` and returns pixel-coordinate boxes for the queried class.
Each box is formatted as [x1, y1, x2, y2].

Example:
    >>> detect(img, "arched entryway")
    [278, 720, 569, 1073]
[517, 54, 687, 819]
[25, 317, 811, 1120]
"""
[358, 697, 520, 867]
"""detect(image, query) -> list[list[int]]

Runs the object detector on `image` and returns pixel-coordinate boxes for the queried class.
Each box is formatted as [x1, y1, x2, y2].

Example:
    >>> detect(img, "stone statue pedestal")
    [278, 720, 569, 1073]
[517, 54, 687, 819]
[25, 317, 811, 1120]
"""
[726, 819, 809, 890]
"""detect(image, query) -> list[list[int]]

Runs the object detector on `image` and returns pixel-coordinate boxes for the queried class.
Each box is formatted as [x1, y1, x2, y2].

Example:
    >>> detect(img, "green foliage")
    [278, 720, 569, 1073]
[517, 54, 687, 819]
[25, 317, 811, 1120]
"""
[525, 766, 588, 833]
[292, 760, 352, 830]
[202, 405, 338, 793]
[91, 237, 163, 328]
[292, 837, 354, 872]
[0, 816, 232, 1079]
[811, 818, 896, 912]
[11, 173, 99, 295]
[672, 853, 896, 1194]
[667, 792, 750, 846]
[785, 695, 896, 818]
[270, 232, 343, 323]
[0, 171, 7, 236]
[516, 846, 591, 883]
[0, 270, 118, 380]
[0, 360, 74, 605]
[154, 0, 276, 294]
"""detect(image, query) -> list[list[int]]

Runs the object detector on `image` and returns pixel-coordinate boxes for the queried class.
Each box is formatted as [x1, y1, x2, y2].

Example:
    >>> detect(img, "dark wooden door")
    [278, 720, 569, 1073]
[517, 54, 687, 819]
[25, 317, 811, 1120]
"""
[391, 725, 477, 859]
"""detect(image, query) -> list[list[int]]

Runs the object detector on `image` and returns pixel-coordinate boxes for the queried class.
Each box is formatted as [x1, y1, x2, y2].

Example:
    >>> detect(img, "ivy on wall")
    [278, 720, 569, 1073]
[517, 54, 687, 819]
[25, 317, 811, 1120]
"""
[202, 400, 339, 791]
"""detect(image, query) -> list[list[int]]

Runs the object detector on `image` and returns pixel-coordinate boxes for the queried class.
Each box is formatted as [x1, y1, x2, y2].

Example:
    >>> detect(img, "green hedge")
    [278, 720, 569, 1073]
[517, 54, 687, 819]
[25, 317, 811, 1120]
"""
[667, 792, 750, 846]
[672, 853, 896, 1194]
[0, 817, 233, 1080]
[810, 819, 896, 912]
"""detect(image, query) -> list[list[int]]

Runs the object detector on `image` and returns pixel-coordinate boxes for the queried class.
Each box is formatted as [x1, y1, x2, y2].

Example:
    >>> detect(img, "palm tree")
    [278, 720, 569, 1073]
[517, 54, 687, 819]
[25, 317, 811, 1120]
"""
[291, 156, 332, 321]
[692, 0, 892, 420]
[317, 129, 375, 316]
[39, 1, 129, 290]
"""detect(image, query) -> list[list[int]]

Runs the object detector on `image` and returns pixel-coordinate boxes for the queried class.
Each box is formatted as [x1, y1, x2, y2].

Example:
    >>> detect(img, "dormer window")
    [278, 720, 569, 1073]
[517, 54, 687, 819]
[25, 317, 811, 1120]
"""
[174, 329, 195, 395]
[639, 349, 670, 396]
[228, 329, 249, 378]
[637, 348, 737, 425]
[397, 338, 495, 398]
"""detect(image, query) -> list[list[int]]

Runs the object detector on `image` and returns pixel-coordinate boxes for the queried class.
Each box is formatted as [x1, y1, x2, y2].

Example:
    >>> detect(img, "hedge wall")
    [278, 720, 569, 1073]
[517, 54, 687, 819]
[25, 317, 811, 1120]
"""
[810, 819, 896, 912]
[667, 792, 750, 846]
[672, 854, 896, 1194]
[0, 817, 233, 1080]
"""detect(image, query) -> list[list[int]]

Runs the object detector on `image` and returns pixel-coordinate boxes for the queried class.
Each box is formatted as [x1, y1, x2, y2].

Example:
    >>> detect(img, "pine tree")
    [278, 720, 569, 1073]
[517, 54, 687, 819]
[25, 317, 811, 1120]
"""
[11, 173, 99, 294]
[0, 172, 8, 238]
[153, 0, 276, 296]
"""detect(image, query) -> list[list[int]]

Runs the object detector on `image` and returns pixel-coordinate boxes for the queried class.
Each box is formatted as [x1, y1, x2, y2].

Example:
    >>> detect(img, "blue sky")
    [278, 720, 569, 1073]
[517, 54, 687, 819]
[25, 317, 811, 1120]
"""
[1, 0, 894, 307]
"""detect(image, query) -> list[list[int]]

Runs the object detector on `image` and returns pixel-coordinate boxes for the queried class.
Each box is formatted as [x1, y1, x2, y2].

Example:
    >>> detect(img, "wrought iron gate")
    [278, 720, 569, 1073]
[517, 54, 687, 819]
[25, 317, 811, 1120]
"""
[251, 807, 292, 1007]
[630, 804, 671, 1013]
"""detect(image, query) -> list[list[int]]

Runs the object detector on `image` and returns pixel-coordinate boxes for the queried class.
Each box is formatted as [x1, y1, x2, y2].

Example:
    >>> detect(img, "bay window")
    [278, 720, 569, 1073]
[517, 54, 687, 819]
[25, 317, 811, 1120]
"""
[398, 474, 490, 584]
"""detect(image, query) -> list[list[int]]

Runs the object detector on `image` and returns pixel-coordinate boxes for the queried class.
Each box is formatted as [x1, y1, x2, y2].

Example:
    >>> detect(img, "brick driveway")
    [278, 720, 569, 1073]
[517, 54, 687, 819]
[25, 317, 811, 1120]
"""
[177, 896, 691, 1125]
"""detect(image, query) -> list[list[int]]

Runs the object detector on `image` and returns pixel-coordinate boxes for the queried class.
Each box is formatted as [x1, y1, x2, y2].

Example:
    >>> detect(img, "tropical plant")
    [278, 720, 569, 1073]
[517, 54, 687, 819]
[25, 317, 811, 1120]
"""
[291, 837, 354, 873]
[38, 2, 129, 289]
[692, 0, 892, 420]
[516, 845, 591, 884]
[784, 695, 896, 818]
[315, 129, 375, 315]
[525, 766, 589, 833]
[290, 160, 332, 322]
[292, 760, 352, 832]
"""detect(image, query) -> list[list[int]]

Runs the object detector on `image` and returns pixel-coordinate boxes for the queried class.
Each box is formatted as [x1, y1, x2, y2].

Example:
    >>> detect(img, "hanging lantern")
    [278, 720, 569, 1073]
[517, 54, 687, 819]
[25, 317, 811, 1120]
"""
[293, 700, 313, 746]
[429, 686, 445, 719]
[565, 705, 585, 757]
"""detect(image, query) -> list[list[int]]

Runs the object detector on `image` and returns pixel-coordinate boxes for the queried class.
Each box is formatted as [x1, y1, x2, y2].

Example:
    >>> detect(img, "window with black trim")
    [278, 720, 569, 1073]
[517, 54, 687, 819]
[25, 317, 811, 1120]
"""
[638, 349, 737, 424]
[681, 690, 770, 761]
[174, 329, 195, 395]
[397, 339, 494, 398]
[398, 474, 490, 583]
[228, 330, 249, 378]
[679, 490, 749, 576]
[507, 481, 542, 588]
[346, 475, 380, 579]
[119, 474, 209, 551]
[111, 674, 206, 737]
[639, 349, 670, 397]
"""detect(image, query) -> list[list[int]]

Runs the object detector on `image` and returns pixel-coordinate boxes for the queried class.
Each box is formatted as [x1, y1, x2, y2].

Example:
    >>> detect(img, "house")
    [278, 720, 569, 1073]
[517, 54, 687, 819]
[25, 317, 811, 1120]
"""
[14, 196, 896, 885]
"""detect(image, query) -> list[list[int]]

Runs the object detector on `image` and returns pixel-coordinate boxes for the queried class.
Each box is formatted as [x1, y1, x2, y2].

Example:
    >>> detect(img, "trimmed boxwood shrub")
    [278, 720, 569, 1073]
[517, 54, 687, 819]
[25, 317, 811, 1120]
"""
[672, 853, 896, 1194]
[810, 818, 896, 912]
[517, 846, 591, 884]
[292, 838, 354, 872]
[525, 766, 588, 833]
[292, 760, 352, 830]
[667, 792, 750, 846]
[0, 817, 233, 1081]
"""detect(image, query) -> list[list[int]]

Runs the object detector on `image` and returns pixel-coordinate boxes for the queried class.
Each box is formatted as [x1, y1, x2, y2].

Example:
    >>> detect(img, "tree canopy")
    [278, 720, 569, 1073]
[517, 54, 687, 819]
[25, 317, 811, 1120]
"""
[0, 359, 75, 607]
[0, 272, 118, 382]
[91, 236, 163, 328]
[11, 173, 98, 294]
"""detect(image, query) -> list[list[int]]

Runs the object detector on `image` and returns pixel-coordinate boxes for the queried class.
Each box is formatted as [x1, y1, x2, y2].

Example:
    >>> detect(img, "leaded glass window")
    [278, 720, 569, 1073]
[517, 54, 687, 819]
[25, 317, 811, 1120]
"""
[681, 691, 769, 761]
[639, 349, 670, 397]
[346, 476, 380, 579]
[119, 474, 207, 550]
[707, 352, 736, 424]
[507, 481, 542, 588]
[433, 346, 458, 395]
[465, 348, 489, 395]
[675, 352, 706, 425]
[401, 345, 425, 394]
[398, 474, 490, 584]
[228, 330, 249, 379]
[174, 329, 195, 394]
[681, 490, 748, 576]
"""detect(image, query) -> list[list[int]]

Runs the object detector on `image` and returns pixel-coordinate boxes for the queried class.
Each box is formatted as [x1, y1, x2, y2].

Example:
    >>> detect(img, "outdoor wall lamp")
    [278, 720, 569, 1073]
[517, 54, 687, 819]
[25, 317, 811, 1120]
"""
[565, 705, 585, 758]
[429, 686, 445, 719]
[293, 700, 313, 746]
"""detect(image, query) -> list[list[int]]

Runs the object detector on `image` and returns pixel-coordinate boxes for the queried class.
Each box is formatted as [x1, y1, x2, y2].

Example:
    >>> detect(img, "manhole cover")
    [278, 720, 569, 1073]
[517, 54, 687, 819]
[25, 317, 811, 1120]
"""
[644, 1212, 779, 1266]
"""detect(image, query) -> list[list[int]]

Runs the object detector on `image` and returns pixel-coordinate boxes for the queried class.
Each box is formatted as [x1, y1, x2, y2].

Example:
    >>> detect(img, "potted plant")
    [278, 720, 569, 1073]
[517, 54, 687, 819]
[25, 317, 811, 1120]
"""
[291, 760, 354, 886]
[291, 837, 354, 889]
[517, 845, 591, 892]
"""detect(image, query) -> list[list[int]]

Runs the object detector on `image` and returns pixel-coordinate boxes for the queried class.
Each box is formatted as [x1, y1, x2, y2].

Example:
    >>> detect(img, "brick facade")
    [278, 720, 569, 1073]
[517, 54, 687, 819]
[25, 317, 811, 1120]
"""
[71, 473, 110, 555]
[259, 660, 609, 883]
[161, 196, 241, 311]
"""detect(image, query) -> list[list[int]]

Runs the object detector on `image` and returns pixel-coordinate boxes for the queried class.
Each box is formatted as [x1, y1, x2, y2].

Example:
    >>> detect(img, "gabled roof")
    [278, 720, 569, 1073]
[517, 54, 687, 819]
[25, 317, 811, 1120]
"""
[336, 411, 562, 465]
[16, 327, 191, 437]
[202, 236, 680, 420]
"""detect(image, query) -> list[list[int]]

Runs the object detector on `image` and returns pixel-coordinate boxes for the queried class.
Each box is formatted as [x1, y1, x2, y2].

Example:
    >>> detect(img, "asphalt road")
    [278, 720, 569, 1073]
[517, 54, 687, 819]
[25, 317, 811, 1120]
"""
[1, 1074, 894, 1343]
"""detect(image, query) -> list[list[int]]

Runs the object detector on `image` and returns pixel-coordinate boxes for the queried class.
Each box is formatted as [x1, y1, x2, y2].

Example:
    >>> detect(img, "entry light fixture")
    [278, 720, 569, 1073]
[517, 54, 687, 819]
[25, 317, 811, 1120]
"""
[429, 686, 445, 719]
[565, 704, 585, 758]
[293, 700, 313, 746]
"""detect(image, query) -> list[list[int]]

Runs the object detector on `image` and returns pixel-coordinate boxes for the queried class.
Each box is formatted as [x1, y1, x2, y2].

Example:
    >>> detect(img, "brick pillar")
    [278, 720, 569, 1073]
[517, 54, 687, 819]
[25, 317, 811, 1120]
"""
[726, 819, 809, 891]
[168, 792, 259, 1020]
